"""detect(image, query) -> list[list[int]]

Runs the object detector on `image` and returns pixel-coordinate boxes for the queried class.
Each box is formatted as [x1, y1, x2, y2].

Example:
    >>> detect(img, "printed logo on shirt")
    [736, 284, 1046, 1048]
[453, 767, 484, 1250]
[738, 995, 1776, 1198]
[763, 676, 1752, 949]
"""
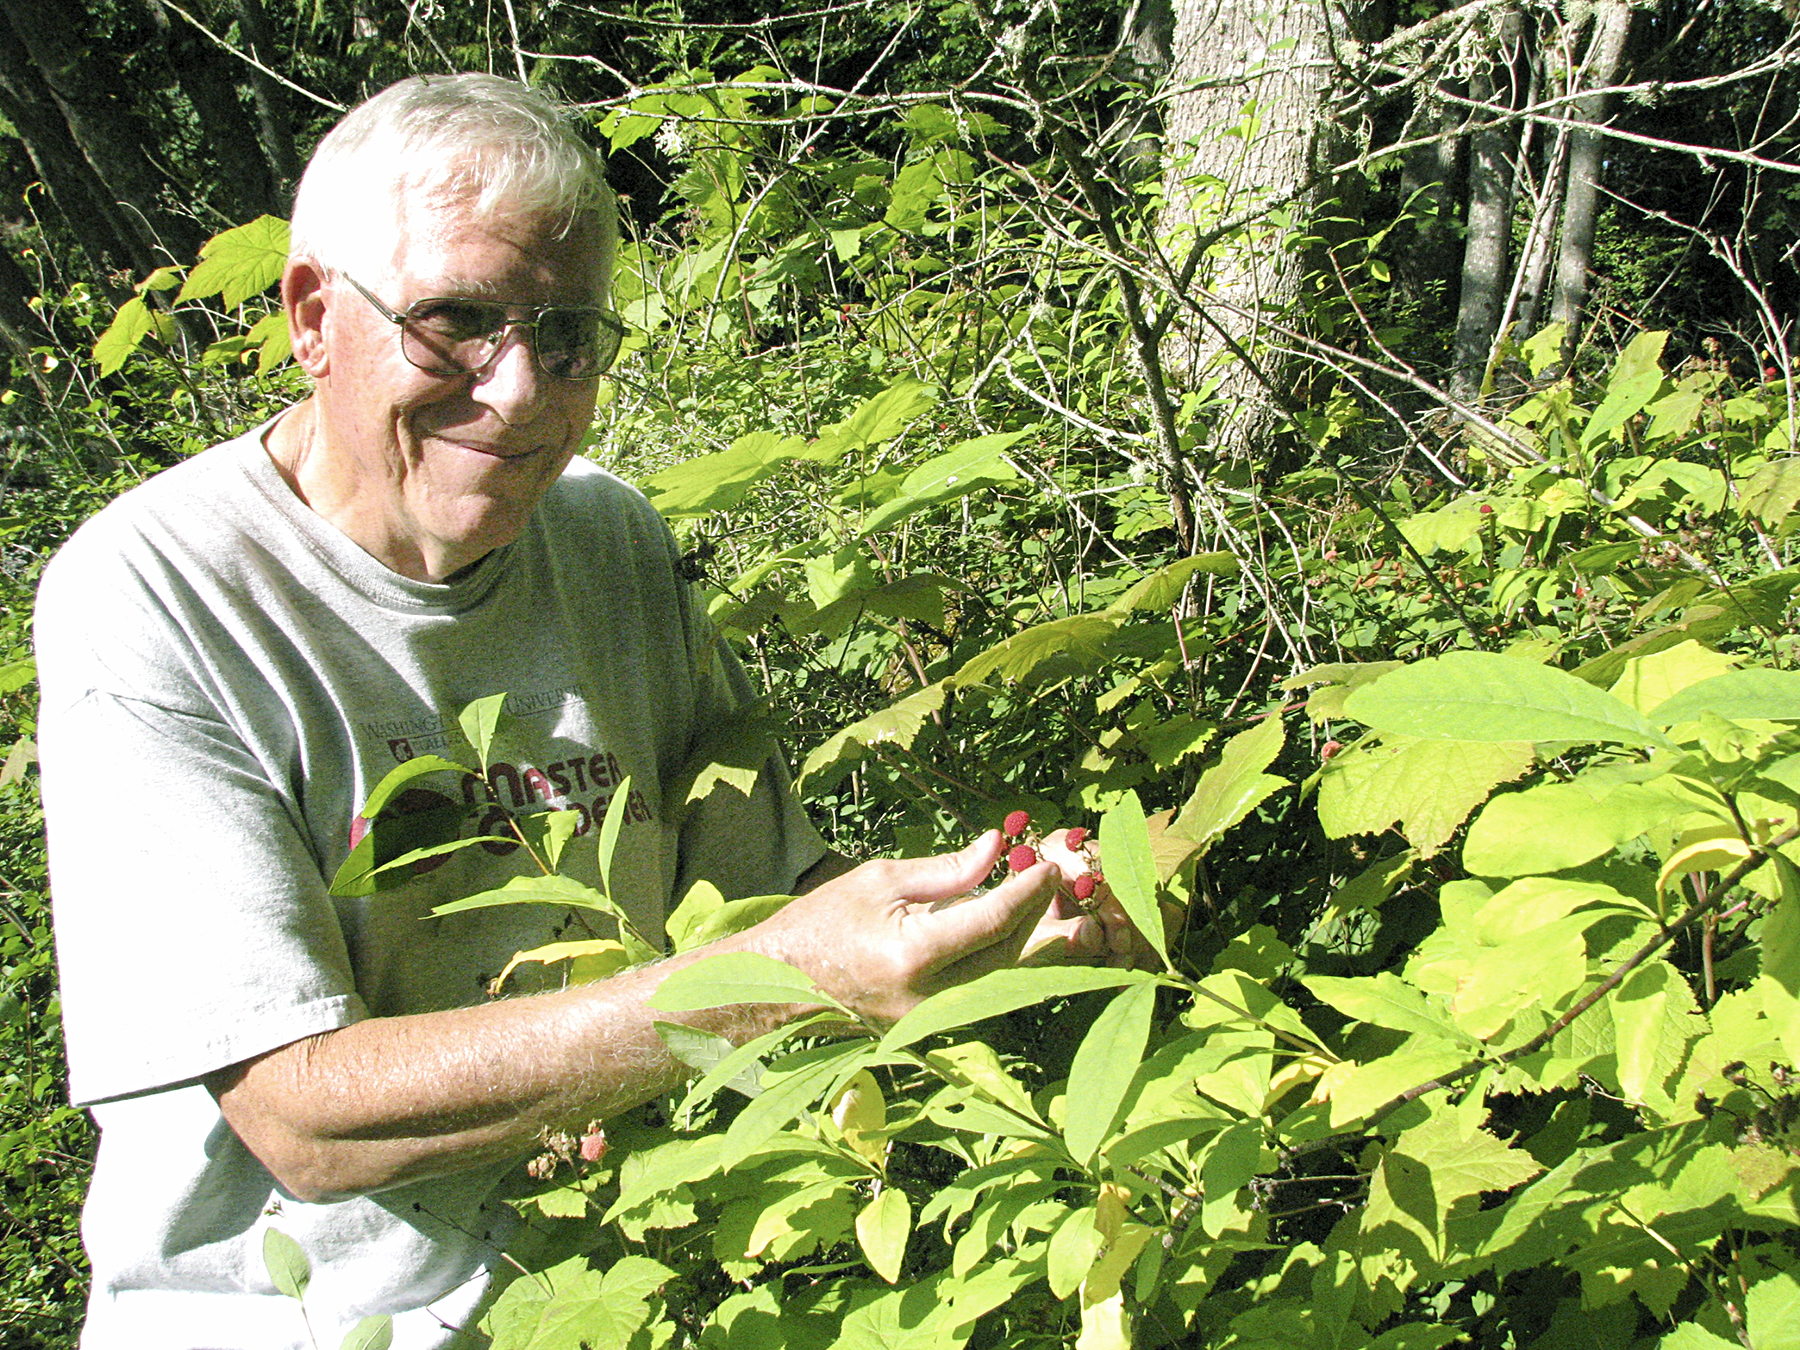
[347, 687, 650, 875]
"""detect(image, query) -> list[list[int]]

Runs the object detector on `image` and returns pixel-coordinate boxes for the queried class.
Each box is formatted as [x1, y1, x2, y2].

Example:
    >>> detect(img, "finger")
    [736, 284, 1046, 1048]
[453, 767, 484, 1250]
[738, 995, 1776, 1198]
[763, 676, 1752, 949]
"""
[1020, 913, 1100, 965]
[890, 830, 1006, 903]
[920, 861, 1056, 975]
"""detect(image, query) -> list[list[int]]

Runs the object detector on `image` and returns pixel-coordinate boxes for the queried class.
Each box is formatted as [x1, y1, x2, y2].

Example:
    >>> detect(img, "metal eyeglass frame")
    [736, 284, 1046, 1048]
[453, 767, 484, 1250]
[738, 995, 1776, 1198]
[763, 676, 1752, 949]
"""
[337, 271, 627, 381]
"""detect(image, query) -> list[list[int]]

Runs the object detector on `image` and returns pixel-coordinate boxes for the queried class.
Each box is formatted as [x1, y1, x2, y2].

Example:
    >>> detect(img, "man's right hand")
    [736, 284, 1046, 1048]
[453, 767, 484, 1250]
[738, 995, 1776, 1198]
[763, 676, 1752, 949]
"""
[735, 829, 1058, 1029]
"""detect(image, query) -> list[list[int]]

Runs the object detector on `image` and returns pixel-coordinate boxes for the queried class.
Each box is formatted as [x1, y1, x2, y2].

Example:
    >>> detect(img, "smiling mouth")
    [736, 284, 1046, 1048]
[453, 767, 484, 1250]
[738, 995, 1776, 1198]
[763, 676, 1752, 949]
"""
[439, 438, 543, 461]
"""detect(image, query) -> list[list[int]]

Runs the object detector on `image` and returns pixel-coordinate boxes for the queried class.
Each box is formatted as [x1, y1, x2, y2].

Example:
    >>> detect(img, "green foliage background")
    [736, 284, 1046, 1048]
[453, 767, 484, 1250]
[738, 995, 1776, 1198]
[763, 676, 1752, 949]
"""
[1, 1, 1799, 1347]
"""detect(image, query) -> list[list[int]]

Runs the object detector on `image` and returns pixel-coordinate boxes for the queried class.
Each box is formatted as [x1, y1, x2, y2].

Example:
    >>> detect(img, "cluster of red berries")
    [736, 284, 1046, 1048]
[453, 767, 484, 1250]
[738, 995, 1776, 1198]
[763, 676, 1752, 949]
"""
[1000, 810, 1103, 908]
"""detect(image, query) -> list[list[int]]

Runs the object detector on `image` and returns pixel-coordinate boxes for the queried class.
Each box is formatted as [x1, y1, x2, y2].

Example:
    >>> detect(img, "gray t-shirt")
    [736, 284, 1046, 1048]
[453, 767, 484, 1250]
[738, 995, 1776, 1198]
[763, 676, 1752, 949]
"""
[35, 422, 824, 1349]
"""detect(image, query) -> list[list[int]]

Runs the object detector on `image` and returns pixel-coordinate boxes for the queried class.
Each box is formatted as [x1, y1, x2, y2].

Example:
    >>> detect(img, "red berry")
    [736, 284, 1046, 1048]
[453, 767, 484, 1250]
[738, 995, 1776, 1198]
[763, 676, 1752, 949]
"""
[1007, 843, 1039, 873]
[1064, 826, 1088, 850]
[1321, 740, 1343, 762]
[1003, 809, 1032, 839]
[579, 1128, 607, 1163]
[1479, 504, 1494, 515]
[1072, 874, 1097, 901]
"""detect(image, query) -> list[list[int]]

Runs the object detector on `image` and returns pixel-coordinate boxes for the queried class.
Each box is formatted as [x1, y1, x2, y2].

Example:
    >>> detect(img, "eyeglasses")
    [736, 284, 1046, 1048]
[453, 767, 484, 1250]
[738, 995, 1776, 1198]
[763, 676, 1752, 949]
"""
[338, 272, 627, 381]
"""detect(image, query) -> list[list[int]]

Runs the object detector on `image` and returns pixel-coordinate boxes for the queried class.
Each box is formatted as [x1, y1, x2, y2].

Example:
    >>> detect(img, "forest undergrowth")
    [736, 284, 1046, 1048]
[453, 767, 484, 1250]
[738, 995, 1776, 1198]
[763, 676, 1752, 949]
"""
[1, 14, 1798, 1348]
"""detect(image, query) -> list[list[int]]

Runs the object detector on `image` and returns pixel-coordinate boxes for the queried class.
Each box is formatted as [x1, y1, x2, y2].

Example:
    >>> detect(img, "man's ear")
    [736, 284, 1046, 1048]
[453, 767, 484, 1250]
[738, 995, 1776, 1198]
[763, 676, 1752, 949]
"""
[284, 259, 331, 378]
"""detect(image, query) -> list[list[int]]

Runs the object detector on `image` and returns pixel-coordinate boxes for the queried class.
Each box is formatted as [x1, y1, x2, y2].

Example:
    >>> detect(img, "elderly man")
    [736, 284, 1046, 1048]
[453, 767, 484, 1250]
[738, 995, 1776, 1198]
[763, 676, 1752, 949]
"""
[36, 74, 1128, 1349]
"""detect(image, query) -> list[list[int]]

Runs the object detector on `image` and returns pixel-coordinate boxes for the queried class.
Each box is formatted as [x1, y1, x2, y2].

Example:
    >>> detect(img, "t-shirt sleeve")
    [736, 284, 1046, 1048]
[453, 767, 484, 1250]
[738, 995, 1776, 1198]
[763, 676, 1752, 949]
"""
[668, 589, 828, 907]
[38, 558, 365, 1107]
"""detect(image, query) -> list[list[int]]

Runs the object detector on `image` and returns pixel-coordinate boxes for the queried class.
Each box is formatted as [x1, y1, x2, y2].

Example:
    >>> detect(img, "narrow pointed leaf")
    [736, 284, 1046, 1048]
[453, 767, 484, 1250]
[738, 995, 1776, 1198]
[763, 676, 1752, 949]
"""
[1064, 982, 1158, 1164]
[1101, 790, 1168, 965]
[878, 967, 1148, 1052]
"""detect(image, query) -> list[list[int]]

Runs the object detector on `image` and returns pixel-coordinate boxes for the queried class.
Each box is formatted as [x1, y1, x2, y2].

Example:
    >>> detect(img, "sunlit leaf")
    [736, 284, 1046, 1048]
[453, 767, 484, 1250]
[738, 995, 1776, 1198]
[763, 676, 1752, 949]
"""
[263, 1228, 309, 1301]
[1063, 982, 1157, 1164]
[856, 1188, 911, 1283]
[176, 215, 289, 307]
[1344, 652, 1673, 749]
[646, 951, 831, 1012]
[879, 967, 1148, 1052]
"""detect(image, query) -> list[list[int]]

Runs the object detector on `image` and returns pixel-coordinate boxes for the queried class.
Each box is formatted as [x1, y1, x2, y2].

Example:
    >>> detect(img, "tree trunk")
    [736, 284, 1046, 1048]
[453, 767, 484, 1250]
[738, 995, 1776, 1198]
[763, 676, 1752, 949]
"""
[1451, 5, 1526, 402]
[1396, 89, 1465, 326]
[231, 0, 301, 186]
[0, 243, 56, 393]
[1159, 0, 1361, 468]
[0, 0, 204, 268]
[1104, 0, 1176, 179]
[146, 0, 284, 221]
[1550, 0, 1632, 346]
[0, 31, 147, 281]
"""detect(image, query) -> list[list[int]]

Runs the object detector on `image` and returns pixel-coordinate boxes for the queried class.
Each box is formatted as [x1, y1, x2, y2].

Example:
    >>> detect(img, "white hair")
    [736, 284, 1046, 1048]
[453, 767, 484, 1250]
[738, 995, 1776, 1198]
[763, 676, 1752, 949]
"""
[289, 73, 617, 286]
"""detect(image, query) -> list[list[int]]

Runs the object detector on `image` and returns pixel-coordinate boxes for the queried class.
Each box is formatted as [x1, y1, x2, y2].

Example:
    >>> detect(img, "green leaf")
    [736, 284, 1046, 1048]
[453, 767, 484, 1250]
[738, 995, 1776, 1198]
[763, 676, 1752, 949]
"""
[1745, 1270, 1800, 1350]
[339, 1316, 393, 1350]
[175, 215, 290, 307]
[1739, 459, 1800, 529]
[263, 1228, 309, 1301]
[1610, 961, 1702, 1115]
[0, 657, 35, 695]
[1318, 736, 1533, 857]
[856, 1188, 912, 1284]
[1648, 667, 1800, 725]
[1521, 322, 1567, 377]
[428, 873, 621, 919]
[654, 1020, 739, 1078]
[879, 967, 1149, 1052]
[807, 379, 938, 461]
[356, 754, 472, 820]
[1106, 554, 1241, 614]
[458, 693, 509, 769]
[1583, 330, 1668, 447]
[1463, 779, 1688, 877]
[664, 879, 725, 951]
[481, 1253, 671, 1350]
[1304, 973, 1468, 1044]
[646, 951, 831, 1012]
[1169, 715, 1287, 853]
[640, 432, 806, 518]
[952, 615, 1119, 689]
[513, 808, 581, 872]
[595, 773, 631, 901]
[1046, 1206, 1103, 1300]
[855, 432, 1026, 535]
[1101, 791, 1169, 966]
[799, 680, 948, 793]
[1314, 1049, 1469, 1128]
[722, 1040, 874, 1169]
[1200, 1121, 1265, 1236]
[1343, 652, 1674, 749]
[669, 1010, 842, 1118]
[93, 296, 156, 376]
[247, 310, 292, 372]
[680, 894, 794, 950]
[1609, 640, 1740, 714]
[1063, 982, 1158, 1164]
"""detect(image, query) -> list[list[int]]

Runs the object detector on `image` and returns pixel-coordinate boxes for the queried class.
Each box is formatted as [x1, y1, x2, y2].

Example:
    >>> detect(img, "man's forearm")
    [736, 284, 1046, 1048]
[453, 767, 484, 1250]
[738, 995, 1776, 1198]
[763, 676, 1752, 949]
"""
[209, 836, 1058, 1204]
[208, 945, 796, 1203]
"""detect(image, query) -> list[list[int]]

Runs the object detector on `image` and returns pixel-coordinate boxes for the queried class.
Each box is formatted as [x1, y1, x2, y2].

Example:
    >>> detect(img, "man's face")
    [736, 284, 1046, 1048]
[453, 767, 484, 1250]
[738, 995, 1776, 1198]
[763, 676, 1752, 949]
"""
[303, 198, 609, 581]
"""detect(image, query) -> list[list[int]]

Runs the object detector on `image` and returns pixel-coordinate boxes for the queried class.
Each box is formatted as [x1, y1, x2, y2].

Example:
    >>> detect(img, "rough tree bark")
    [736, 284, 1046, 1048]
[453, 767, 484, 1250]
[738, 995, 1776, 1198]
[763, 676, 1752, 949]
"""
[231, 0, 302, 186]
[1549, 0, 1633, 346]
[0, 0, 203, 269]
[1158, 0, 1365, 469]
[0, 31, 148, 281]
[146, 0, 285, 221]
[1450, 4, 1526, 402]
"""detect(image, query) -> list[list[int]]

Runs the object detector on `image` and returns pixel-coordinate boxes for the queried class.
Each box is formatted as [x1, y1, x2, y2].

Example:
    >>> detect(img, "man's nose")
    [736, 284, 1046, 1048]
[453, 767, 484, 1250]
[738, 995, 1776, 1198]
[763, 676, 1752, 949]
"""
[470, 324, 546, 420]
